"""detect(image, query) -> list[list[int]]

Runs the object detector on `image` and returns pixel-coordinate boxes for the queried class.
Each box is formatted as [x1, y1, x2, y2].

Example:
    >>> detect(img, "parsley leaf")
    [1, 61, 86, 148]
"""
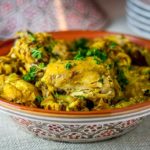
[75, 95, 85, 100]
[38, 62, 46, 69]
[74, 49, 86, 60]
[87, 48, 107, 63]
[31, 48, 43, 59]
[27, 31, 36, 42]
[95, 50, 107, 62]
[23, 66, 37, 81]
[70, 38, 88, 52]
[36, 96, 44, 103]
[93, 56, 101, 64]
[109, 41, 118, 49]
[65, 62, 72, 70]
[116, 69, 128, 90]
[44, 41, 57, 52]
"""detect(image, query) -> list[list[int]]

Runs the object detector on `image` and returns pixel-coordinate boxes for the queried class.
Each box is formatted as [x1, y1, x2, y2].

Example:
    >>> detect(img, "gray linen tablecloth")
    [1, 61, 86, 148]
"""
[0, 113, 150, 150]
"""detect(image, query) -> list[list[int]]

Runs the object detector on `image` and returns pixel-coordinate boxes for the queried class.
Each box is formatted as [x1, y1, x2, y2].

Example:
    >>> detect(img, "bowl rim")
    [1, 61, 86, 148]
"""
[0, 30, 150, 119]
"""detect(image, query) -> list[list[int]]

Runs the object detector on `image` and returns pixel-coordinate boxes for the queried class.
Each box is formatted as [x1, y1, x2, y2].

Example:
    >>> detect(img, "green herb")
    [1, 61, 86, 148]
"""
[74, 49, 86, 60]
[87, 48, 107, 63]
[70, 38, 88, 51]
[45, 41, 57, 52]
[116, 69, 128, 90]
[109, 41, 118, 49]
[65, 62, 72, 70]
[86, 50, 93, 56]
[38, 62, 46, 69]
[75, 95, 85, 100]
[144, 89, 150, 97]
[22, 74, 31, 81]
[31, 48, 43, 59]
[27, 31, 36, 42]
[96, 50, 107, 62]
[75, 38, 88, 49]
[53, 92, 60, 98]
[23, 66, 37, 81]
[36, 96, 44, 103]
[93, 56, 101, 64]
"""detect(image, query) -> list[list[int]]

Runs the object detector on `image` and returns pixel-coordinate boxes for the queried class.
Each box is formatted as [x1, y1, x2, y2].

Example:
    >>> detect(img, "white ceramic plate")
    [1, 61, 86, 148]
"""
[127, 22, 150, 39]
[127, 15, 150, 32]
[127, 8, 150, 25]
[129, 0, 150, 11]
[127, 0, 150, 17]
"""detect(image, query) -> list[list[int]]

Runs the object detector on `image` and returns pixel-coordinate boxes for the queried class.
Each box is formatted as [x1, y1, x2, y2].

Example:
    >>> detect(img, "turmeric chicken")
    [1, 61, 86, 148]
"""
[0, 74, 39, 107]
[37, 57, 118, 111]
[0, 56, 19, 75]
[0, 31, 149, 111]
[8, 31, 71, 78]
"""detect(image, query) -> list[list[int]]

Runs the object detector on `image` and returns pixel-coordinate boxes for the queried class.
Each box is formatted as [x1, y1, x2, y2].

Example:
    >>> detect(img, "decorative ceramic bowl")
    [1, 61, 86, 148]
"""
[0, 31, 150, 143]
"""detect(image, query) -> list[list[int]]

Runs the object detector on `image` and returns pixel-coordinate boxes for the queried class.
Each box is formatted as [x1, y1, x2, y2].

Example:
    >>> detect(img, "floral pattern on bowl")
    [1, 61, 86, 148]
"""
[12, 116, 143, 142]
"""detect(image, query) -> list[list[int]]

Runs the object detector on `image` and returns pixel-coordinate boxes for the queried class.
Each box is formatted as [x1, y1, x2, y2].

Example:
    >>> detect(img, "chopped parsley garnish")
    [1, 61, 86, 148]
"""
[116, 69, 128, 90]
[86, 50, 92, 56]
[70, 38, 88, 52]
[144, 89, 150, 97]
[65, 62, 72, 70]
[87, 48, 107, 63]
[74, 47, 107, 63]
[44, 41, 57, 52]
[93, 56, 101, 64]
[23, 66, 37, 81]
[74, 49, 86, 60]
[36, 96, 44, 103]
[75, 95, 85, 100]
[38, 62, 46, 69]
[27, 31, 36, 42]
[31, 48, 43, 59]
[109, 41, 118, 49]
[95, 50, 107, 62]
[53, 91, 63, 98]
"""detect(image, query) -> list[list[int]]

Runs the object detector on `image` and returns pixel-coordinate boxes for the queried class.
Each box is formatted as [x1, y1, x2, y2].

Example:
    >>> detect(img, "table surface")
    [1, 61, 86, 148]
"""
[0, 0, 150, 150]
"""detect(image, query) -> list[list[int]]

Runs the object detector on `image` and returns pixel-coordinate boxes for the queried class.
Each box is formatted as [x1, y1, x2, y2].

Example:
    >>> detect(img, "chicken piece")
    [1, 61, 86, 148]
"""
[37, 57, 118, 111]
[41, 94, 88, 111]
[89, 36, 131, 68]
[0, 73, 39, 107]
[0, 56, 20, 75]
[125, 66, 150, 98]
[8, 31, 56, 72]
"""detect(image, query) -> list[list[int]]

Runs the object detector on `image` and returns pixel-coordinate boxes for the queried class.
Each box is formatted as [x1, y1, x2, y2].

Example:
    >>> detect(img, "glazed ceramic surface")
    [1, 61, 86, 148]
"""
[0, 31, 150, 142]
[12, 116, 143, 142]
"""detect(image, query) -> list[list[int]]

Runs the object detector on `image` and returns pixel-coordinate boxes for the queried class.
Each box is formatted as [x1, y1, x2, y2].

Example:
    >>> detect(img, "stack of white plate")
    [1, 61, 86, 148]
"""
[127, 0, 150, 39]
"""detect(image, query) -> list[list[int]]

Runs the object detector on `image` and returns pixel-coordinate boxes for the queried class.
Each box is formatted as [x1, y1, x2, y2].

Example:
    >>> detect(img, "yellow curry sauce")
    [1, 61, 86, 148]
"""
[0, 31, 149, 111]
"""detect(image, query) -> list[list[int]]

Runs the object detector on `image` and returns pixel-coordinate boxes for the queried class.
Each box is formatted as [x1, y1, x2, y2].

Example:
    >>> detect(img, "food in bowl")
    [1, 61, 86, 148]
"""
[0, 31, 150, 111]
[0, 31, 150, 143]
